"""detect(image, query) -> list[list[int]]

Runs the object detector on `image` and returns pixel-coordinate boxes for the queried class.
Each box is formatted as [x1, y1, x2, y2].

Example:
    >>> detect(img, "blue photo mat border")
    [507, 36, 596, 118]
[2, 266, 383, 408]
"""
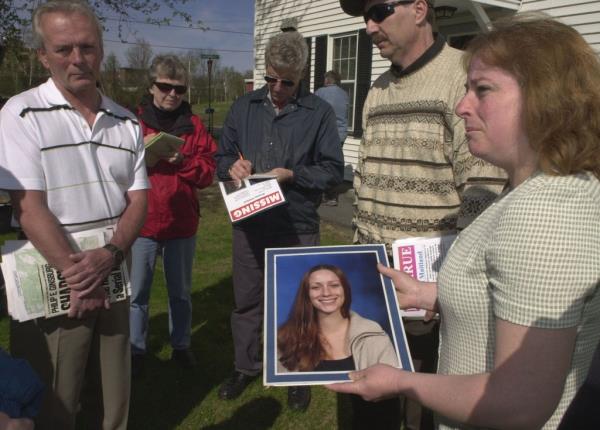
[264, 244, 413, 386]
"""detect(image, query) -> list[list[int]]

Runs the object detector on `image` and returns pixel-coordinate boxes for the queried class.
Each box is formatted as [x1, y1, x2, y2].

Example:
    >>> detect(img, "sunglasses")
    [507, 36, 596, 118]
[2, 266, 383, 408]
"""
[363, 0, 416, 24]
[264, 75, 296, 87]
[153, 81, 187, 95]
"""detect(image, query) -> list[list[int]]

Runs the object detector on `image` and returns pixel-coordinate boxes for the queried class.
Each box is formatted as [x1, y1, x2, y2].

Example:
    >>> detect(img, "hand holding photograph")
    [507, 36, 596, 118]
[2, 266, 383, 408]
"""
[264, 244, 413, 386]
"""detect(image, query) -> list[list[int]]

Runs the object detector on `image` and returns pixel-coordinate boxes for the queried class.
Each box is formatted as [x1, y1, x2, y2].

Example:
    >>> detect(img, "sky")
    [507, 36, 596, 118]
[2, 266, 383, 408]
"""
[101, 0, 255, 72]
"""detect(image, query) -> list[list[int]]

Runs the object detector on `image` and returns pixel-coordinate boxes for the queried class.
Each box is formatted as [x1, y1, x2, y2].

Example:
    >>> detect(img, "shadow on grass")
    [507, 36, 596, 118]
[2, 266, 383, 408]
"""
[200, 397, 282, 430]
[128, 275, 239, 429]
[126, 273, 343, 429]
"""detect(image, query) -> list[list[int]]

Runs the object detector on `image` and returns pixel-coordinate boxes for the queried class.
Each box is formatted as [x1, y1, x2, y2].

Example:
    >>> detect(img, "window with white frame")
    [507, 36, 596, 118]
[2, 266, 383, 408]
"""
[331, 33, 358, 131]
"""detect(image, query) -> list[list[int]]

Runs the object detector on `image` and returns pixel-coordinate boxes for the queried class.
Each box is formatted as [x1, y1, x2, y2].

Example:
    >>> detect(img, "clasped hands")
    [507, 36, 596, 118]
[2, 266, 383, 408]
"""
[60, 247, 115, 319]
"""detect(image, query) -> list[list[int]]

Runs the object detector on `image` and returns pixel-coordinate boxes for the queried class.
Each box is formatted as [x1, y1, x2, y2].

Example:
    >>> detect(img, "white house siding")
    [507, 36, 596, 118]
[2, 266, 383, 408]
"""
[254, 0, 600, 179]
[474, 0, 522, 7]
[520, 0, 600, 53]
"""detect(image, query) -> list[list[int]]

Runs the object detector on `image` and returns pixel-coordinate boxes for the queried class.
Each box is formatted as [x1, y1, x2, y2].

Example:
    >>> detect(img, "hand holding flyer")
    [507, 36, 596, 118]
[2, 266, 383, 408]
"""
[392, 235, 456, 318]
[218, 175, 286, 223]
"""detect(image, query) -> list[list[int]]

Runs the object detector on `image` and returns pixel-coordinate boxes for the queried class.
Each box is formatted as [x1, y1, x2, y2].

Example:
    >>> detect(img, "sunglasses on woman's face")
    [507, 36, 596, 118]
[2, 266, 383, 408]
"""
[363, 0, 416, 24]
[264, 75, 296, 87]
[153, 81, 187, 95]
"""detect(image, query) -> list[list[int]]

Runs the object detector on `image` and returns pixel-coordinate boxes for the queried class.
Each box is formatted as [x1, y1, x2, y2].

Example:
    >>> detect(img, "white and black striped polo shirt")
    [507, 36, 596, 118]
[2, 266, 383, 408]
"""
[0, 78, 149, 232]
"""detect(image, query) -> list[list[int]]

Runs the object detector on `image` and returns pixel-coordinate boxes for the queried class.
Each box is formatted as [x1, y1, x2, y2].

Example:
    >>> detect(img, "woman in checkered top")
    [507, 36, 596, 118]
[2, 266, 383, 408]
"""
[329, 13, 600, 430]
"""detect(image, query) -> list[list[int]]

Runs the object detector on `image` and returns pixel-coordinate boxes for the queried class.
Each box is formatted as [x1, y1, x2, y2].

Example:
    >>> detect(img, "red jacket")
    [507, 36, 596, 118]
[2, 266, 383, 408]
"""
[138, 104, 216, 240]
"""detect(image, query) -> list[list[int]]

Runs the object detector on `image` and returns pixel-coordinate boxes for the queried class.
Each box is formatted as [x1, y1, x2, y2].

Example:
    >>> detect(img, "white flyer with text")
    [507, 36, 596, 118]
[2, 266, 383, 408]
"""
[392, 235, 456, 318]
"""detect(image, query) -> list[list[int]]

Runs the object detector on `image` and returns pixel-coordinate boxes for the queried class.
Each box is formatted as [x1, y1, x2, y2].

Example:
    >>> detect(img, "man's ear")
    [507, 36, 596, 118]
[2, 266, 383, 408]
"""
[37, 48, 50, 70]
[414, 0, 429, 26]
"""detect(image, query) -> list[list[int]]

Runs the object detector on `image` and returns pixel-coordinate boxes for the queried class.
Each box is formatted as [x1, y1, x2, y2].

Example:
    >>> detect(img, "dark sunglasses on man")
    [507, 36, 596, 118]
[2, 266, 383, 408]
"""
[363, 0, 427, 24]
[264, 75, 296, 87]
[153, 81, 187, 95]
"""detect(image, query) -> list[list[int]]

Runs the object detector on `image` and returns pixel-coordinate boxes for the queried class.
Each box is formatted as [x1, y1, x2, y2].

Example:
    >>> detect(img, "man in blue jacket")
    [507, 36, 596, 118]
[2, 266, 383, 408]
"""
[215, 30, 344, 411]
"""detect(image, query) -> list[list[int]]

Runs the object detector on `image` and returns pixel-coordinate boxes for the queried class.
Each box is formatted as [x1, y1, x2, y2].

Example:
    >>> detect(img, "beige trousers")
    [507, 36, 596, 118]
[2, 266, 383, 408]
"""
[10, 300, 130, 430]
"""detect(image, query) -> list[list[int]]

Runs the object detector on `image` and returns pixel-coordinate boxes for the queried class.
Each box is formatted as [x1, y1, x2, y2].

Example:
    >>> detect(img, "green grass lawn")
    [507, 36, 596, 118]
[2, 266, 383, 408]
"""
[193, 101, 233, 130]
[0, 184, 354, 429]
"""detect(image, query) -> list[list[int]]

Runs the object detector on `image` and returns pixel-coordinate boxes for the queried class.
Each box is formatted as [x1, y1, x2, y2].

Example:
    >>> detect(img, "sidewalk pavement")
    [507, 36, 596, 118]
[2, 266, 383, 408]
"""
[318, 181, 353, 230]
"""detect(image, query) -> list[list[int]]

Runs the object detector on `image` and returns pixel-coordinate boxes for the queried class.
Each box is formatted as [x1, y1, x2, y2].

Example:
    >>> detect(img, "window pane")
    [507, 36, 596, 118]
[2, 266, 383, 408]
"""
[341, 82, 355, 130]
[332, 59, 340, 73]
[332, 34, 358, 132]
[334, 38, 342, 60]
[343, 60, 350, 79]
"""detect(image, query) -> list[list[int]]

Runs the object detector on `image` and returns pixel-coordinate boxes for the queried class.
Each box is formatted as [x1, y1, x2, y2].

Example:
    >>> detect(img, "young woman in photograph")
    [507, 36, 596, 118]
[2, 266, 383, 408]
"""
[278, 264, 400, 428]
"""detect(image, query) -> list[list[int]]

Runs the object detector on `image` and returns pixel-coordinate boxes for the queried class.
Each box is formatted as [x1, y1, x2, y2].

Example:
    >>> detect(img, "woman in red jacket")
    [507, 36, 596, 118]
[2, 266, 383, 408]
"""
[130, 55, 216, 376]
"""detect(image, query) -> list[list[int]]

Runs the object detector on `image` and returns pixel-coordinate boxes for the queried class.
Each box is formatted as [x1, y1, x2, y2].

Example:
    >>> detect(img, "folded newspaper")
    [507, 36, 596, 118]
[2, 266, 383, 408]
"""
[392, 235, 456, 318]
[1, 227, 130, 322]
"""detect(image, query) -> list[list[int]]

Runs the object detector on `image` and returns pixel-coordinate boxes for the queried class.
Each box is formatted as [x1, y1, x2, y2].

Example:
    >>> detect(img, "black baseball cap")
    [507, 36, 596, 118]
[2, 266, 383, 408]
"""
[339, 0, 433, 17]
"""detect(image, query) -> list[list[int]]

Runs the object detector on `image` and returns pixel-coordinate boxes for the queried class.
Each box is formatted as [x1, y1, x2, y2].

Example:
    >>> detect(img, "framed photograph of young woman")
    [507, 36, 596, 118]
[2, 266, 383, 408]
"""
[264, 244, 413, 386]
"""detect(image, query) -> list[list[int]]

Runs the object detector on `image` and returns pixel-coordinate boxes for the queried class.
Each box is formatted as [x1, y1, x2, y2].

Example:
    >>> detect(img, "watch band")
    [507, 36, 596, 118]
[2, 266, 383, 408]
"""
[103, 243, 124, 266]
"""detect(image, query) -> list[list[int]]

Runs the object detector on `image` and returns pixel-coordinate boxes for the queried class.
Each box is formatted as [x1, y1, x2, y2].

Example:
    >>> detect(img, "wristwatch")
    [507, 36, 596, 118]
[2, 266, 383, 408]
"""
[103, 243, 124, 267]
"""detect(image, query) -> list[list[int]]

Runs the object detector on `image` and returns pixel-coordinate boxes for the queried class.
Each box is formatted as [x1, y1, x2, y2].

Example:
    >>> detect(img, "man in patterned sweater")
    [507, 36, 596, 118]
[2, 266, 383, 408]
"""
[339, 1, 506, 429]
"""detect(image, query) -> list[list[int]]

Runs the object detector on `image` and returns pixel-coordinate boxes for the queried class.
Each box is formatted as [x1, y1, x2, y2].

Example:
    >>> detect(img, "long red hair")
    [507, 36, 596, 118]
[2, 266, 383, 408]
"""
[277, 265, 352, 371]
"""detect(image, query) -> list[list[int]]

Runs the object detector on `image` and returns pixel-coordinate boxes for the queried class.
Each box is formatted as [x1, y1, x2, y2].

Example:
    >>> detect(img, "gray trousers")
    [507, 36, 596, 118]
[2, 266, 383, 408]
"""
[231, 228, 319, 375]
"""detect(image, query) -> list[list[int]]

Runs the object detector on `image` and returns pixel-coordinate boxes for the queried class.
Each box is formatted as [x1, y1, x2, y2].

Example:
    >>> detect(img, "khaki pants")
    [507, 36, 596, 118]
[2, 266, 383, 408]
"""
[10, 300, 130, 430]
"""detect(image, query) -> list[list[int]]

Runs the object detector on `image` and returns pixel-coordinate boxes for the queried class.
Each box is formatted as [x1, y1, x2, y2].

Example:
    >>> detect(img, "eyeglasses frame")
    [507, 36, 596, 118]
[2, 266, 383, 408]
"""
[152, 81, 187, 95]
[264, 75, 296, 88]
[363, 0, 417, 24]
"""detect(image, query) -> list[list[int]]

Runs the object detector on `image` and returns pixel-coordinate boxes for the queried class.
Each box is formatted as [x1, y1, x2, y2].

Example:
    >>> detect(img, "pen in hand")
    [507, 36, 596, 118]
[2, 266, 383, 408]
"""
[229, 150, 253, 180]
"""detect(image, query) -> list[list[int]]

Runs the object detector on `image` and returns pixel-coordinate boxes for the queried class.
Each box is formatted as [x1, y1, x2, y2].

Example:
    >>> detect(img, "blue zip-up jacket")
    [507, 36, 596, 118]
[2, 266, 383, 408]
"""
[216, 84, 344, 235]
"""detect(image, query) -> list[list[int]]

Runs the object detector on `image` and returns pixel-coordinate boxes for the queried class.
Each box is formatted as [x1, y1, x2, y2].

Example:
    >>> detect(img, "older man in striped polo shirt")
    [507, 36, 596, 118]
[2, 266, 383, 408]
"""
[0, 1, 148, 429]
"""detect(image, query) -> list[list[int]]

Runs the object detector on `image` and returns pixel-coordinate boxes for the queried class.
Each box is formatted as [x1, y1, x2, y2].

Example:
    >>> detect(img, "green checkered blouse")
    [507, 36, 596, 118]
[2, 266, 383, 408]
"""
[436, 171, 600, 430]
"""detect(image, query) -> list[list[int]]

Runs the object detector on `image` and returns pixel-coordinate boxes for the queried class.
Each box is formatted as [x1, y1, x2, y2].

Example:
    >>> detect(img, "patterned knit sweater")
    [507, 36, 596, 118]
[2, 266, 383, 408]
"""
[354, 42, 506, 248]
